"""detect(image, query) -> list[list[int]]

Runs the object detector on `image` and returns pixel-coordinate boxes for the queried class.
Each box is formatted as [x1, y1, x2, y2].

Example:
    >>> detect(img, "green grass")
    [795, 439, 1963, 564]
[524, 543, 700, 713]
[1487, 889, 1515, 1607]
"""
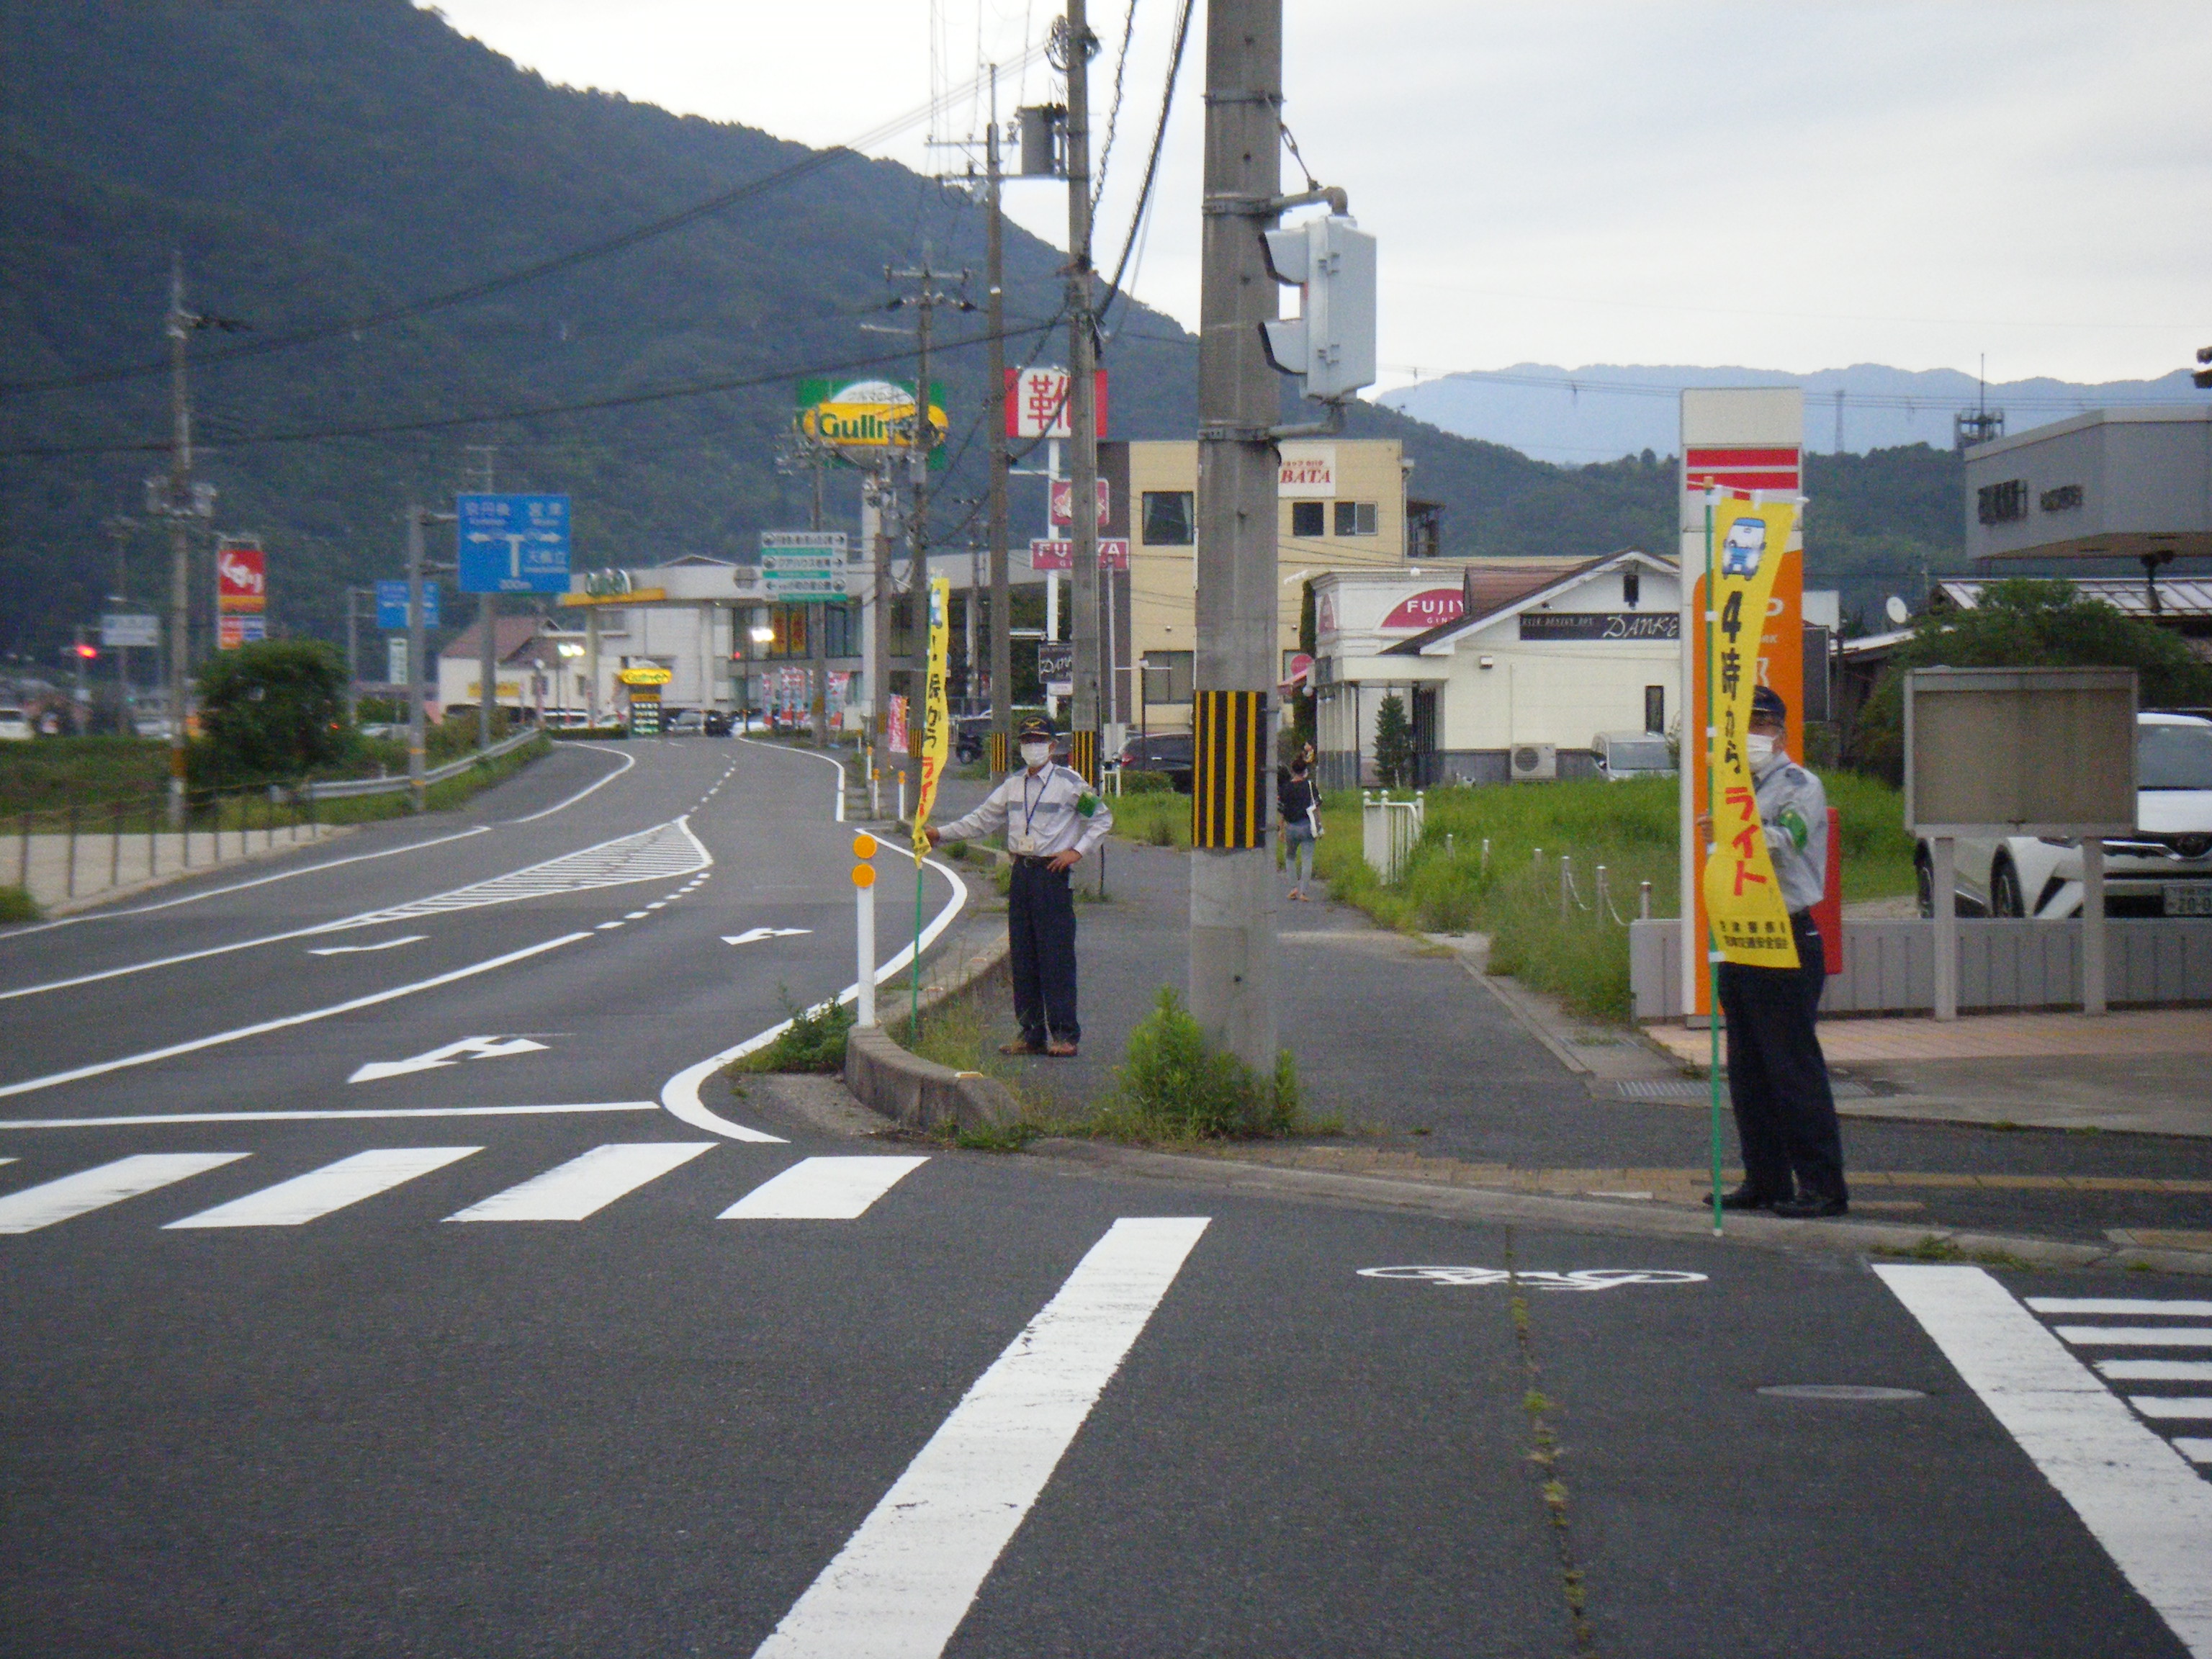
[1314, 773, 1917, 1022]
[0, 737, 170, 816]
[1110, 789, 1189, 848]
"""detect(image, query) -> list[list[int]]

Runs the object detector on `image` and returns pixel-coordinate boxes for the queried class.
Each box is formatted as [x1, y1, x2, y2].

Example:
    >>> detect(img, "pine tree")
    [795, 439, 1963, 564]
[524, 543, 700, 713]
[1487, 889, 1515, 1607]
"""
[1373, 692, 1414, 788]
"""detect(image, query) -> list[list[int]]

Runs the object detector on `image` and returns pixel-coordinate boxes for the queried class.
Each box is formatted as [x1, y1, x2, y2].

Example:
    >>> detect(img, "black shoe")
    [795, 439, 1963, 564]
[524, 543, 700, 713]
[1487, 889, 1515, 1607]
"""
[1771, 1193, 1849, 1220]
[1707, 1185, 1789, 1212]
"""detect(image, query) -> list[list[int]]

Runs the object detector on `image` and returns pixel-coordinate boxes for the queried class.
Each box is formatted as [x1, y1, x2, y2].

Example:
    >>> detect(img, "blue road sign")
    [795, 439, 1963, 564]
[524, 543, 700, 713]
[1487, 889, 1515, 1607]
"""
[456, 494, 571, 594]
[375, 580, 441, 630]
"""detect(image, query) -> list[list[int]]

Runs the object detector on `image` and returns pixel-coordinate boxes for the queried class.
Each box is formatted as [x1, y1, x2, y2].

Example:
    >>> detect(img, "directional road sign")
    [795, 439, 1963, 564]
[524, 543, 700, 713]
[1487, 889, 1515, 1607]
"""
[760, 531, 851, 601]
[99, 613, 160, 649]
[457, 495, 572, 594]
[375, 580, 441, 630]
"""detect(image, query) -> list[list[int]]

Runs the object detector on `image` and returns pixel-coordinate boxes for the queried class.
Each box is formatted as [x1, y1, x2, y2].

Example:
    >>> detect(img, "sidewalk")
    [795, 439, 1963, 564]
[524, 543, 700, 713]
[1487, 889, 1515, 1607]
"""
[904, 827, 2212, 1254]
[9, 822, 347, 914]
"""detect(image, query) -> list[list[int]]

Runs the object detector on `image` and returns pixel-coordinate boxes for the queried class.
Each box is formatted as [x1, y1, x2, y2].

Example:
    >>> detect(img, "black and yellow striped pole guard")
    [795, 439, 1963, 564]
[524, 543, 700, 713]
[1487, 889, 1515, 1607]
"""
[1190, 690, 1269, 849]
[987, 730, 1009, 775]
[1067, 729, 1100, 786]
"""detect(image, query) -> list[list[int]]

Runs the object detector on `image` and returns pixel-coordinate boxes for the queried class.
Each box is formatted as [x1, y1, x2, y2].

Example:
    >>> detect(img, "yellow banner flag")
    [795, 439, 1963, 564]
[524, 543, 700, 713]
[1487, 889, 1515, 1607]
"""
[1701, 498, 1799, 969]
[912, 577, 952, 853]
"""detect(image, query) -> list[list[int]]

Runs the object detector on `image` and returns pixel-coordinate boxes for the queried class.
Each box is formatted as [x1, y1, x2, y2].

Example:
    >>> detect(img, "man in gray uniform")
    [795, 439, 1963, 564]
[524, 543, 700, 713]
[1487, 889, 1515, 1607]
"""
[1712, 684, 1850, 1218]
[926, 716, 1112, 1057]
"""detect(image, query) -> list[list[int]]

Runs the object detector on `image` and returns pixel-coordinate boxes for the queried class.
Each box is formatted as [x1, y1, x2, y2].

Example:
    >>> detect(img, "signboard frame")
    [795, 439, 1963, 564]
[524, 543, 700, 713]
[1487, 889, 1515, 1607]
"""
[1903, 667, 2137, 839]
[99, 613, 160, 649]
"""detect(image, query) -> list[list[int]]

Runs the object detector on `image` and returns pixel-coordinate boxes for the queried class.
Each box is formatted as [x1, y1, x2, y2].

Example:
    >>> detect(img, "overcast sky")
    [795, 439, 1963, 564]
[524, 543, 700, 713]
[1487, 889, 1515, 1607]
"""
[429, 0, 2211, 390]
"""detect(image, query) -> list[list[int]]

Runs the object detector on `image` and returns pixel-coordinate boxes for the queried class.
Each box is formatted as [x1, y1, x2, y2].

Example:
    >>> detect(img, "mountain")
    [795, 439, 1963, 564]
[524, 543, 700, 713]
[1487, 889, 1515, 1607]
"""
[1380, 362, 2204, 464]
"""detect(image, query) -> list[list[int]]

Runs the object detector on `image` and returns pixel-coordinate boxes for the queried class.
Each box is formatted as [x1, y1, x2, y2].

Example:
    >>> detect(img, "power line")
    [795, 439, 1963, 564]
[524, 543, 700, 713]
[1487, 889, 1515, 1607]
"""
[0, 43, 1049, 403]
[1097, 0, 1193, 346]
[1089, 0, 1141, 215]
[1378, 364, 2208, 414]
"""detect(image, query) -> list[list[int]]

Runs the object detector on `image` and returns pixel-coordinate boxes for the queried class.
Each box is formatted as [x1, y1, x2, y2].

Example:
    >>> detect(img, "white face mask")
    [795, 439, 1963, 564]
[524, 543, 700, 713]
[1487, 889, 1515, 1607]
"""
[1020, 742, 1053, 768]
[1745, 732, 1779, 768]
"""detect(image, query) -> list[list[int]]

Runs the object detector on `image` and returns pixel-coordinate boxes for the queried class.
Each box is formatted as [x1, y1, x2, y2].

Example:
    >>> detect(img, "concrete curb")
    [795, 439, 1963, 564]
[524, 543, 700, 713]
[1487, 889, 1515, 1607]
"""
[1020, 1138, 2212, 1276]
[842, 1026, 1021, 1133]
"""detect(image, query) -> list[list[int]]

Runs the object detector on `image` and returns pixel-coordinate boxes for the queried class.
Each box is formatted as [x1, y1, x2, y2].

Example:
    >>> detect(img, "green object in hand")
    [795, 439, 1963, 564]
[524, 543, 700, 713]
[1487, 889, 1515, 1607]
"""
[1076, 792, 1099, 818]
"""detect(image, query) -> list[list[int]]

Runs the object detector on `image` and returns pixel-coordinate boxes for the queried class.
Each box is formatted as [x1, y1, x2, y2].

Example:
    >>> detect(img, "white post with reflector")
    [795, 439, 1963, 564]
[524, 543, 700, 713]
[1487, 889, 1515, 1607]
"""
[852, 832, 878, 1027]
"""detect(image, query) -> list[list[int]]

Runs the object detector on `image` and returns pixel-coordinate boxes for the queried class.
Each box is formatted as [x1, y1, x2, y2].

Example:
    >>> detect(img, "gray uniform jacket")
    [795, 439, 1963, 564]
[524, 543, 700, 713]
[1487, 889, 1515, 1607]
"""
[936, 764, 1114, 859]
[1753, 755, 1829, 914]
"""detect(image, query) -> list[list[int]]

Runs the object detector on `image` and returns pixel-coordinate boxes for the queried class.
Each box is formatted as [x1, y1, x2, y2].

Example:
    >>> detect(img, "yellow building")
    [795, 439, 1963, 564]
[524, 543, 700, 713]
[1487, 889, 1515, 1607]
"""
[1097, 436, 1437, 738]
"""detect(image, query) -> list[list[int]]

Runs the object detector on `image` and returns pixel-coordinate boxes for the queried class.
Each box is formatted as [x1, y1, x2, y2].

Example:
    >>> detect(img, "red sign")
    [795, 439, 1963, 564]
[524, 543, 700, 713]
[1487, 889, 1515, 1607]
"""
[1684, 447, 1799, 495]
[1378, 588, 1465, 630]
[1028, 538, 1129, 571]
[1048, 477, 1110, 529]
[1005, 368, 1108, 440]
[1281, 652, 1313, 690]
[216, 541, 266, 613]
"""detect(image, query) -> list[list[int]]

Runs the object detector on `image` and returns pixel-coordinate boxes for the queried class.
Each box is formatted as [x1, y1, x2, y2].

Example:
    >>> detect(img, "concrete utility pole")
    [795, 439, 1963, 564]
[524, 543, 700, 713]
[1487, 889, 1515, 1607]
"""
[986, 64, 1014, 760]
[1191, 0, 1284, 1070]
[105, 516, 135, 722]
[161, 258, 197, 824]
[344, 585, 365, 727]
[884, 254, 971, 726]
[468, 445, 498, 750]
[1059, 1, 1103, 773]
[406, 505, 430, 814]
[808, 446, 829, 747]
[866, 469, 894, 755]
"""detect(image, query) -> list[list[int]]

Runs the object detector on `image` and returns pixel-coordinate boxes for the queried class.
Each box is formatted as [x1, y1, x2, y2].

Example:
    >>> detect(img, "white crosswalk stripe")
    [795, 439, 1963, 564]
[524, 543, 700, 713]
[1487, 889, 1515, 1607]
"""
[446, 1142, 716, 1222]
[165, 1148, 479, 1228]
[718, 1156, 929, 1220]
[0, 1152, 248, 1233]
[339, 819, 709, 927]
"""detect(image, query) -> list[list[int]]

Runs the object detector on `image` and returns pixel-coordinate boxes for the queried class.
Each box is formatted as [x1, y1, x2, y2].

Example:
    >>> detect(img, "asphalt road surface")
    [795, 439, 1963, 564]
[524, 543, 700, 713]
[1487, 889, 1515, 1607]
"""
[3, 738, 2207, 1658]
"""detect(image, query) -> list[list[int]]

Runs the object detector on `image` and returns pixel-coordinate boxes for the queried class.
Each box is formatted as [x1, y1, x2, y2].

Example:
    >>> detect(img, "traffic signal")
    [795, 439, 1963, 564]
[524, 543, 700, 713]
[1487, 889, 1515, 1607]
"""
[72, 642, 98, 661]
[2194, 344, 2211, 391]
[1260, 214, 1378, 403]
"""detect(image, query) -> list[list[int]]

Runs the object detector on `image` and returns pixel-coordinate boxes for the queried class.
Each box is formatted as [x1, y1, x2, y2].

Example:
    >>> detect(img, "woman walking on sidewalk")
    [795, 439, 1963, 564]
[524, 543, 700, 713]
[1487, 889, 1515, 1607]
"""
[1279, 756, 1321, 902]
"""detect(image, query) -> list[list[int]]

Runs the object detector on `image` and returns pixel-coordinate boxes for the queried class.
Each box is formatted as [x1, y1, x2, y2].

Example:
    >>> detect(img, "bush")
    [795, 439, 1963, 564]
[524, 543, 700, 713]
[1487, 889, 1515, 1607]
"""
[1118, 769, 1176, 794]
[189, 640, 350, 787]
[1092, 987, 1299, 1141]
[732, 992, 855, 1074]
[0, 885, 41, 925]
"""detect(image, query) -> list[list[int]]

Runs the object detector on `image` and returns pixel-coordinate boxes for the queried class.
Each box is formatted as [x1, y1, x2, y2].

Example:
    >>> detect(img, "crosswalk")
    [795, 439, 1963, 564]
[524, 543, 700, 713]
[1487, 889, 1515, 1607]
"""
[0, 1146, 927, 1235]
[2028, 1296, 2212, 1468]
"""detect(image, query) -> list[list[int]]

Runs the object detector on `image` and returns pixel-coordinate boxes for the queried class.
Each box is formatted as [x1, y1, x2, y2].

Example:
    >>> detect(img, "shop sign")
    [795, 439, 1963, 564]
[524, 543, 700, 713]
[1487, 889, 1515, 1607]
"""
[1518, 611, 1680, 642]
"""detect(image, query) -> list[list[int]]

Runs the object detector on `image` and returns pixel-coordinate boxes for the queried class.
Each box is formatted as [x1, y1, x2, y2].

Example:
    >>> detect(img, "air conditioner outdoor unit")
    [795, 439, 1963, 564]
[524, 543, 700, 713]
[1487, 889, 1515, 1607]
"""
[1510, 743, 1557, 782]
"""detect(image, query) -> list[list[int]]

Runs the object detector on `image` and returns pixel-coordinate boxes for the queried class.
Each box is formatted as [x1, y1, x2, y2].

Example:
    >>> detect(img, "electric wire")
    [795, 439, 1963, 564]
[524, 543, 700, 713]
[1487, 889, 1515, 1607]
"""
[1096, 0, 1194, 347]
[1089, 0, 1141, 216]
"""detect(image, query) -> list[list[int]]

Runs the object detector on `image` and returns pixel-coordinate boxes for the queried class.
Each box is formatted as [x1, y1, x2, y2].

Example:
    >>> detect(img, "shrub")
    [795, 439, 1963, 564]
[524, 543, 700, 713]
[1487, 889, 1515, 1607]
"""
[0, 885, 40, 925]
[1094, 987, 1299, 1140]
[733, 992, 855, 1074]
[1119, 769, 1175, 794]
[189, 639, 349, 786]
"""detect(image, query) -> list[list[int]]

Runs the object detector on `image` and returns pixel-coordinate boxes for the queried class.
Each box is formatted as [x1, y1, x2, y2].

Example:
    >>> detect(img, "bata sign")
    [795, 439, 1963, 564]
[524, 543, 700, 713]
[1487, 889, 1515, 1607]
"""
[1378, 588, 1465, 630]
[1278, 443, 1336, 498]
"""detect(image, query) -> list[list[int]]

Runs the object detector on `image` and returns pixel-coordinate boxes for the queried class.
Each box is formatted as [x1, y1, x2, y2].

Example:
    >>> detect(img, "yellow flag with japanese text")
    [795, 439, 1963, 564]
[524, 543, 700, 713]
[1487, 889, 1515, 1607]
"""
[1701, 499, 1799, 969]
[912, 577, 952, 854]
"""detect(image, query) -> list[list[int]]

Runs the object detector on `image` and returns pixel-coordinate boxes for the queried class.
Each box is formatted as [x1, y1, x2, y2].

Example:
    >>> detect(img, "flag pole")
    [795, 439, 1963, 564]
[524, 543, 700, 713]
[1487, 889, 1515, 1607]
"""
[1704, 490, 1725, 1238]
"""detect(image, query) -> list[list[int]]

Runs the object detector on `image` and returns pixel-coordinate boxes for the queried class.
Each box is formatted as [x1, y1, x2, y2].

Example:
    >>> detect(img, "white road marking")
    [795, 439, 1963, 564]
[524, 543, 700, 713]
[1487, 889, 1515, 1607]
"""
[0, 1103, 657, 1130]
[754, 1218, 1209, 1659]
[348, 1035, 549, 1084]
[624, 910, 649, 920]
[2181, 1441, 2212, 1465]
[505, 745, 636, 822]
[723, 927, 813, 945]
[0, 932, 589, 1101]
[165, 1147, 479, 1228]
[446, 1142, 716, 1222]
[2056, 1327, 2212, 1348]
[0, 1153, 247, 1233]
[0, 819, 703, 1004]
[1876, 1266, 2212, 1658]
[0, 826, 493, 938]
[2030, 1299, 2212, 1318]
[2105, 1362, 2212, 1382]
[659, 837, 965, 1143]
[2133, 1398, 2212, 1420]
[597, 921, 625, 930]
[719, 1156, 927, 1220]
[306, 935, 427, 956]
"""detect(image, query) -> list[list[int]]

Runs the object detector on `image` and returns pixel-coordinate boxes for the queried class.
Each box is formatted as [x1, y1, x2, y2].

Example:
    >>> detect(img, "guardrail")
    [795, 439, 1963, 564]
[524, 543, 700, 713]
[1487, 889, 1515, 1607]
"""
[302, 727, 541, 799]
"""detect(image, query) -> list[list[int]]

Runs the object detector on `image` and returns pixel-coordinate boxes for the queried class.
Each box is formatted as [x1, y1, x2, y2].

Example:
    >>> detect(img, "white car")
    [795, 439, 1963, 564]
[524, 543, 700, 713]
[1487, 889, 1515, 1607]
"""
[1591, 730, 1676, 781]
[1919, 711, 2212, 919]
[0, 707, 30, 742]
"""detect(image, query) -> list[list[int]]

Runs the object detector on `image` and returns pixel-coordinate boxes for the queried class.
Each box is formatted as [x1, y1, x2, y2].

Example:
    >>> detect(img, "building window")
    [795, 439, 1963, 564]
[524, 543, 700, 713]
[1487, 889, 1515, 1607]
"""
[1407, 499, 1444, 559]
[1141, 490, 1195, 544]
[1623, 566, 1641, 607]
[1142, 649, 1194, 704]
[824, 601, 858, 657]
[1645, 685, 1665, 734]
[1334, 500, 1377, 536]
[1289, 500, 1326, 539]
[1977, 478, 2028, 526]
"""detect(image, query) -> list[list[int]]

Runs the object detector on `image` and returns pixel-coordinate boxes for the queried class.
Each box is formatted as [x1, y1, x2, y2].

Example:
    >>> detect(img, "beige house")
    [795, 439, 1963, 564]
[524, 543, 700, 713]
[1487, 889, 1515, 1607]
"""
[1097, 436, 1441, 739]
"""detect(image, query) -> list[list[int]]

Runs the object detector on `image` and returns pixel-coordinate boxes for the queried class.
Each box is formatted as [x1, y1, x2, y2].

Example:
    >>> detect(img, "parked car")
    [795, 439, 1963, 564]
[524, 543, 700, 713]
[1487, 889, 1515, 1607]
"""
[0, 707, 32, 742]
[953, 715, 994, 764]
[702, 710, 732, 737]
[1118, 732, 1195, 792]
[1917, 710, 2212, 919]
[1591, 730, 1675, 781]
[665, 709, 704, 735]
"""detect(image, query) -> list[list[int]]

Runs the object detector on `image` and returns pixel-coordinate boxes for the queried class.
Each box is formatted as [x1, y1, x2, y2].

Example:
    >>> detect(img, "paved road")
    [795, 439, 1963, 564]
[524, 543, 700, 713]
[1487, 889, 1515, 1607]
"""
[3, 738, 2206, 1657]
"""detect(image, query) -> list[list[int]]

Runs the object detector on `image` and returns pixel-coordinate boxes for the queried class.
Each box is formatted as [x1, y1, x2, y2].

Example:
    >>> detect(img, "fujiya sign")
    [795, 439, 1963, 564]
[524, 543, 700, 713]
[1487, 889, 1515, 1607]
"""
[1377, 588, 1465, 631]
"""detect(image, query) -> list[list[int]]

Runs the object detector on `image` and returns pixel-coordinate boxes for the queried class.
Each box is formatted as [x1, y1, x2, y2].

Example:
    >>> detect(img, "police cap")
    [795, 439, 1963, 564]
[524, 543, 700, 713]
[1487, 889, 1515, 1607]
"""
[1750, 685, 1788, 723]
[1016, 715, 1056, 740]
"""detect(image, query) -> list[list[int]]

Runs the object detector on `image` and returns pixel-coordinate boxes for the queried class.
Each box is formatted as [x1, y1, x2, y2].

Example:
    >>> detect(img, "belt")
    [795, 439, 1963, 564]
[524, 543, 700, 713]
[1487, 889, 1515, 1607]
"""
[1011, 853, 1057, 867]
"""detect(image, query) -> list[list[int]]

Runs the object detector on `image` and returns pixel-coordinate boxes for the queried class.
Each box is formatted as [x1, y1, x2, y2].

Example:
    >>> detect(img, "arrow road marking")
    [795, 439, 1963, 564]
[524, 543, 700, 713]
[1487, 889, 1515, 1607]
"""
[307, 935, 427, 956]
[721, 927, 814, 945]
[349, 1036, 549, 1084]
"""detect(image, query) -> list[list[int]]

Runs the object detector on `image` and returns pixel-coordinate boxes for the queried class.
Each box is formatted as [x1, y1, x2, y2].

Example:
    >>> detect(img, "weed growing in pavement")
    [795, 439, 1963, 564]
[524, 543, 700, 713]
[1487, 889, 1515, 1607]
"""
[1086, 987, 1305, 1142]
[0, 884, 40, 925]
[1503, 1232, 1599, 1658]
[732, 989, 855, 1075]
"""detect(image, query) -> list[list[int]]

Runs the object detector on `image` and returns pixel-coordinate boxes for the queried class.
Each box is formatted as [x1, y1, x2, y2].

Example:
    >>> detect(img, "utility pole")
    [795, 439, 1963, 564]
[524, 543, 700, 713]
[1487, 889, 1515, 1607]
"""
[1191, 0, 1284, 1071]
[344, 586, 365, 727]
[153, 256, 231, 824]
[866, 469, 893, 760]
[407, 505, 429, 814]
[808, 444, 828, 747]
[467, 444, 498, 750]
[986, 63, 1014, 764]
[105, 516, 135, 723]
[883, 254, 973, 731]
[1058, 2, 1103, 776]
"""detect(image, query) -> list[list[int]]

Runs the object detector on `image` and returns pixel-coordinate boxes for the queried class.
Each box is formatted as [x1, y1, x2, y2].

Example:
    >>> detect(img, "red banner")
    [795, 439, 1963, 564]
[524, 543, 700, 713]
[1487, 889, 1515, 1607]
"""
[1004, 368, 1108, 440]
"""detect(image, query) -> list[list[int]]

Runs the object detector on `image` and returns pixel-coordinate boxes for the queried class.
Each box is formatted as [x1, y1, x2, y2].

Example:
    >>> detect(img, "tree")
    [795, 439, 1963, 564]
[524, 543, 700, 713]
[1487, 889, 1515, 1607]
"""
[1850, 578, 2212, 781]
[190, 639, 350, 786]
[1373, 691, 1414, 788]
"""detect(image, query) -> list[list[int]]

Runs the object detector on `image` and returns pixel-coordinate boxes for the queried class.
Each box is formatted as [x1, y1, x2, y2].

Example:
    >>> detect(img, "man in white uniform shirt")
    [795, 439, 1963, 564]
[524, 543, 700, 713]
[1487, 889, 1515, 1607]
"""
[926, 716, 1112, 1056]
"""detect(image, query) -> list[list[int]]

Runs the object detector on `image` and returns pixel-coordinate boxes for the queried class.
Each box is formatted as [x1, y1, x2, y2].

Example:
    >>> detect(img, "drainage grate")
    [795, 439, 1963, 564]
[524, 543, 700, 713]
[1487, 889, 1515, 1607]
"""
[1616, 1077, 1874, 1102]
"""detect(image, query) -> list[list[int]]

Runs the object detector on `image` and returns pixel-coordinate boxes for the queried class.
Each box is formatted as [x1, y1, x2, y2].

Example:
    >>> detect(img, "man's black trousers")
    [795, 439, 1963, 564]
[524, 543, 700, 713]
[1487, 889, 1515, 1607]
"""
[1007, 858, 1079, 1044]
[1717, 912, 1848, 1202]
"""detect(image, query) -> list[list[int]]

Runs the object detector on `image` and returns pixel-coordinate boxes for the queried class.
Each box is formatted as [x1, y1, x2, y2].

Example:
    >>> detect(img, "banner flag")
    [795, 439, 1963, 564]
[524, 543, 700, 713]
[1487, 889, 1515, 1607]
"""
[1700, 498, 1799, 969]
[912, 577, 952, 854]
